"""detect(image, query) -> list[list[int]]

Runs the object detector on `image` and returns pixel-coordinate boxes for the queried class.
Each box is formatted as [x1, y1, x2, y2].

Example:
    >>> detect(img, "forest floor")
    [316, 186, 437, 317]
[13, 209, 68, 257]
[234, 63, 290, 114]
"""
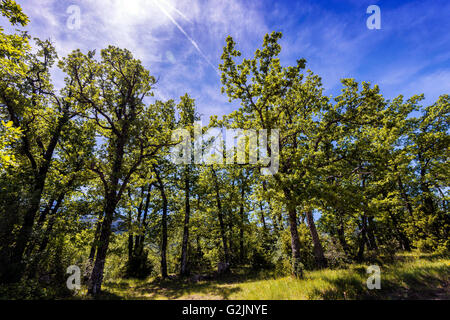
[92, 252, 449, 300]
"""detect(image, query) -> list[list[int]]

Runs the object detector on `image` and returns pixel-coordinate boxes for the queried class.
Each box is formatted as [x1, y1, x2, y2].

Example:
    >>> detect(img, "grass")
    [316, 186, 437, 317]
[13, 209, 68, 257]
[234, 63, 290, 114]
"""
[85, 252, 449, 300]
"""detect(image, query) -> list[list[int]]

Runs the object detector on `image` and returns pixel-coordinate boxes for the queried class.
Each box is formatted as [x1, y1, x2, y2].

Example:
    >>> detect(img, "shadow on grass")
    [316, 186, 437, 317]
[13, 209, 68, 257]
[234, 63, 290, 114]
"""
[133, 278, 241, 300]
[99, 271, 266, 300]
[310, 263, 450, 300]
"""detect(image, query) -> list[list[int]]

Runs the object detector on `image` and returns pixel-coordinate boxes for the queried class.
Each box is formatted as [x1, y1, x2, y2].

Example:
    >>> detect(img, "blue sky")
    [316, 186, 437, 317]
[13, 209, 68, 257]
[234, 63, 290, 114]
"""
[3, 0, 450, 121]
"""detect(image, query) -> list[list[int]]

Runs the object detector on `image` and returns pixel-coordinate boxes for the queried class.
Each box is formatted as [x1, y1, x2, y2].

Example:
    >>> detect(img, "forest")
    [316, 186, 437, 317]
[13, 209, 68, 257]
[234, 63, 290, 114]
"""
[0, 0, 449, 299]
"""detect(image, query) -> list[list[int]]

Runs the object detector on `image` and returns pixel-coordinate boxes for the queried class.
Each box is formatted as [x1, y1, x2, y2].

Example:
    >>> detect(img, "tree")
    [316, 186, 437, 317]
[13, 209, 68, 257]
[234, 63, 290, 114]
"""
[0, 33, 86, 281]
[218, 31, 329, 275]
[409, 95, 449, 251]
[176, 94, 199, 277]
[59, 46, 174, 294]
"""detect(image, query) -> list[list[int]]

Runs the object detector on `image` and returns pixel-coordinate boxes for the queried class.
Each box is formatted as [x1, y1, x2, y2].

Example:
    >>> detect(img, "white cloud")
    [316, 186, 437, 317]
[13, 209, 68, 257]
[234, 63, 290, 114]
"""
[13, 0, 268, 117]
[12, 0, 448, 117]
[403, 70, 450, 104]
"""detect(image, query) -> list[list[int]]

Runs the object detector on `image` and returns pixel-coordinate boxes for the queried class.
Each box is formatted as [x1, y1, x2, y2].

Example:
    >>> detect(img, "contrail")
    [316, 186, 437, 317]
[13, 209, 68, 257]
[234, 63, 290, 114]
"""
[160, 0, 193, 24]
[152, 0, 220, 76]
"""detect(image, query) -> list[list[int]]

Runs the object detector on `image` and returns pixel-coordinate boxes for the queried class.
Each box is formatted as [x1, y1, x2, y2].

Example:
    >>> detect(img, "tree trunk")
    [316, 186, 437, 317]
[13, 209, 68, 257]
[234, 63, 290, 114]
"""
[26, 195, 65, 278]
[84, 212, 103, 282]
[127, 210, 134, 262]
[357, 221, 367, 262]
[397, 175, 414, 218]
[8, 174, 47, 282]
[239, 203, 245, 263]
[211, 167, 230, 269]
[259, 201, 267, 230]
[388, 209, 411, 251]
[135, 184, 152, 257]
[366, 216, 378, 250]
[130, 187, 145, 259]
[25, 187, 68, 260]
[336, 215, 350, 257]
[87, 198, 116, 295]
[228, 221, 234, 262]
[7, 111, 69, 283]
[88, 130, 128, 295]
[418, 153, 436, 217]
[287, 203, 303, 277]
[88, 212, 103, 264]
[155, 169, 168, 279]
[180, 167, 191, 276]
[305, 210, 327, 268]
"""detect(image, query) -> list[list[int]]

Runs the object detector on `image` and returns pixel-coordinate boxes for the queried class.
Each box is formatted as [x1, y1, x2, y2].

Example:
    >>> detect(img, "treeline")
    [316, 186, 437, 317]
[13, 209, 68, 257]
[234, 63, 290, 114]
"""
[0, 1, 448, 297]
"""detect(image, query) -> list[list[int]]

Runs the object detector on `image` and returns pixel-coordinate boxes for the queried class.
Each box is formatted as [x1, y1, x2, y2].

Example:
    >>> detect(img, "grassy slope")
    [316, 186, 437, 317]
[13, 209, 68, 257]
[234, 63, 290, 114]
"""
[95, 252, 449, 300]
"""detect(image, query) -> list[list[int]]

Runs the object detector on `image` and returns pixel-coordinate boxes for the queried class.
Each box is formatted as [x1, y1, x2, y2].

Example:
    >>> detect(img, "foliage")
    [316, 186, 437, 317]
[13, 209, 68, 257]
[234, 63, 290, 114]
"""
[0, 4, 448, 299]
